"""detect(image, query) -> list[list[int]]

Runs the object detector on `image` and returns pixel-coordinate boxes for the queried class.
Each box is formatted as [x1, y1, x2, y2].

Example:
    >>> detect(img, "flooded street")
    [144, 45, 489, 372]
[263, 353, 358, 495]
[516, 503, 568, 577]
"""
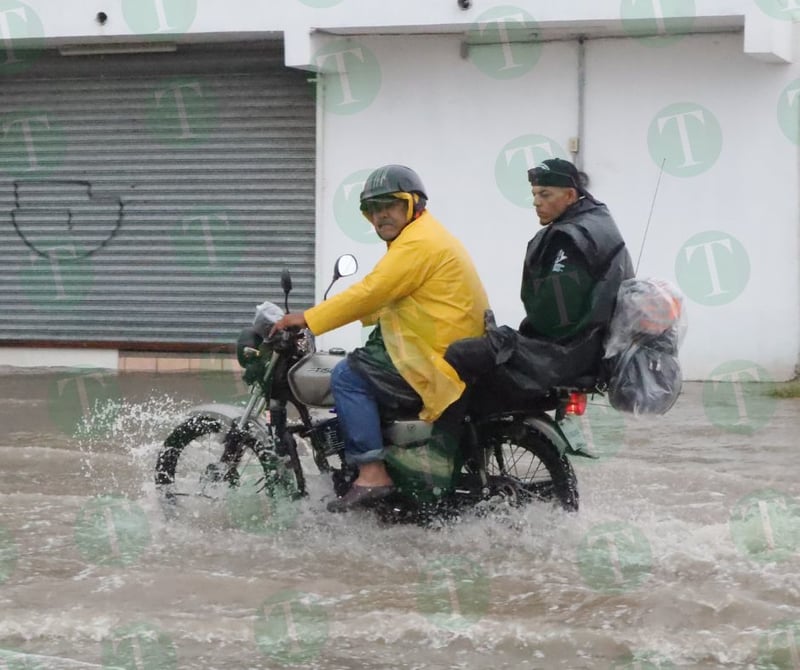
[1, 369, 799, 670]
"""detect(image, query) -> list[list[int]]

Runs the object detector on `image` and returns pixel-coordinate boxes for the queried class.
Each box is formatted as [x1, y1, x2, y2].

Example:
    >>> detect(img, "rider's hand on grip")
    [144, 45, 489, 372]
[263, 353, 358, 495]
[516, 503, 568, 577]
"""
[269, 312, 308, 338]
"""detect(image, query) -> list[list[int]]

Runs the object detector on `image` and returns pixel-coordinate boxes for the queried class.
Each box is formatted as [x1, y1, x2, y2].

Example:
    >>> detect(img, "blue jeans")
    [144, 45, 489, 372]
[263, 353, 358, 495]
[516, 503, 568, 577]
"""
[330, 359, 385, 466]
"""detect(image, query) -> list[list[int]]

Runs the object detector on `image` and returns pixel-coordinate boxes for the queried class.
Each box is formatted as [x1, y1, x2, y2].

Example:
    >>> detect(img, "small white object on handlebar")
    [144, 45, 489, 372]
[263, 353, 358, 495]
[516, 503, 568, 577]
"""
[253, 301, 286, 339]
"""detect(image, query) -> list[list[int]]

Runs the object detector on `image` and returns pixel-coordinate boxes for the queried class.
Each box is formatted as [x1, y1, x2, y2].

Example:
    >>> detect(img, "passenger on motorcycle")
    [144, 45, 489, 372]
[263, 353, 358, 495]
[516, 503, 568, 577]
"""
[445, 158, 635, 409]
[271, 165, 489, 511]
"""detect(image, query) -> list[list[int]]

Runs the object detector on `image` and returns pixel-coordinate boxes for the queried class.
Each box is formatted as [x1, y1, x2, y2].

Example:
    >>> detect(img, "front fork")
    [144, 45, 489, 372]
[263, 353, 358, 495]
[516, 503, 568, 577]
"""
[270, 400, 307, 496]
[216, 386, 266, 484]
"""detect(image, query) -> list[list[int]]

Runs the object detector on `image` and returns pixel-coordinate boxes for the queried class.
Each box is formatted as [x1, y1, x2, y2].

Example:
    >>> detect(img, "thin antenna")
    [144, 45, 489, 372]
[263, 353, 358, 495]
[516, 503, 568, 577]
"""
[636, 157, 666, 275]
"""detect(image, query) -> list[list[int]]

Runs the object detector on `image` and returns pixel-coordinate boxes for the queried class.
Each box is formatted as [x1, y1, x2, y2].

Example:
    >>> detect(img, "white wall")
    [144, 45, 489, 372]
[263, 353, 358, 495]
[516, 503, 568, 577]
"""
[6, 1, 783, 37]
[4, 1, 799, 377]
[6, 0, 795, 65]
[585, 32, 800, 380]
[314, 29, 800, 382]
[316, 34, 580, 351]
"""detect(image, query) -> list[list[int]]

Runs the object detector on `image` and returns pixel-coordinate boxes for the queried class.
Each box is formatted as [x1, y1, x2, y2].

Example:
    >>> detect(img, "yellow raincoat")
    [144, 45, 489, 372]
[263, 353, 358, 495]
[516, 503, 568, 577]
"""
[304, 211, 489, 421]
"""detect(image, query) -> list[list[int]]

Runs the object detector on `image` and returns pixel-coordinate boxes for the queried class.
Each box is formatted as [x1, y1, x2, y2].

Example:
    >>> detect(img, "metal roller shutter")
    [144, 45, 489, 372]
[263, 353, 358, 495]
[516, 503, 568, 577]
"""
[0, 42, 316, 349]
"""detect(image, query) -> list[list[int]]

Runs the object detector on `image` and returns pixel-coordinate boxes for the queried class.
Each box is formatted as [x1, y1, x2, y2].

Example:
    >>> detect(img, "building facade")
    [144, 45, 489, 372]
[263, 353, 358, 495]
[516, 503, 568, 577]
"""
[1, 0, 798, 382]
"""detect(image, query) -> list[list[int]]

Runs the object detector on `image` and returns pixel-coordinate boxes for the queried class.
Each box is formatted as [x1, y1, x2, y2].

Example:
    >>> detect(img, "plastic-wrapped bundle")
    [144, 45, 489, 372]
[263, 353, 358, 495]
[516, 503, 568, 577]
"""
[252, 301, 285, 339]
[252, 300, 315, 356]
[232, 302, 286, 375]
[603, 278, 687, 415]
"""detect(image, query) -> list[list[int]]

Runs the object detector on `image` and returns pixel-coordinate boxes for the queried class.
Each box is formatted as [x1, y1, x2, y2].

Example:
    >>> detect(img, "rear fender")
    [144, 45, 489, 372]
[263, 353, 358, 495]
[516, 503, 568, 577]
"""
[530, 412, 598, 459]
[184, 403, 271, 446]
[522, 414, 570, 457]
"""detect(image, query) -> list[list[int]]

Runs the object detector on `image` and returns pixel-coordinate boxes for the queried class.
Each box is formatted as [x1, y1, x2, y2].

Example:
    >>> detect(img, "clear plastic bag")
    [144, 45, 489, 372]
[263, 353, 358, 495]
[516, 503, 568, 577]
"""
[603, 278, 687, 415]
[605, 278, 687, 357]
[252, 301, 285, 340]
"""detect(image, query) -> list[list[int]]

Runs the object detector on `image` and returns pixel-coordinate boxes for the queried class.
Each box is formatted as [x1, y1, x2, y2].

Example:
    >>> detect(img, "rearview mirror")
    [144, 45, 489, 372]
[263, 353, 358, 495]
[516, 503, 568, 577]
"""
[334, 254, 358, 279]
[324, 254, 359, 300]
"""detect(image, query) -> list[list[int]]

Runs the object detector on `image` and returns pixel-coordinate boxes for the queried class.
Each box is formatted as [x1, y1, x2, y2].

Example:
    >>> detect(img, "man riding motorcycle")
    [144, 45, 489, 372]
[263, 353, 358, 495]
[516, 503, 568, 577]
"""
[271, 165, 489, 511]
[445, 158, 635, 409]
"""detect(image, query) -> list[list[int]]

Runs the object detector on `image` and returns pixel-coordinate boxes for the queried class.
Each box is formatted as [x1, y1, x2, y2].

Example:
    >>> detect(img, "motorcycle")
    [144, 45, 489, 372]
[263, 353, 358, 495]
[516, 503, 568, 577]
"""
[155, 255, 596, 525]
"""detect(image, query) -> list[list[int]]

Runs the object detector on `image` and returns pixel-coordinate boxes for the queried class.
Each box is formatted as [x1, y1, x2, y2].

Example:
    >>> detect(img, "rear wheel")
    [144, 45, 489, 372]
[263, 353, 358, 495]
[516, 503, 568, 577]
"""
[483, 421, 578, 511]
[155, 414, 301, 525]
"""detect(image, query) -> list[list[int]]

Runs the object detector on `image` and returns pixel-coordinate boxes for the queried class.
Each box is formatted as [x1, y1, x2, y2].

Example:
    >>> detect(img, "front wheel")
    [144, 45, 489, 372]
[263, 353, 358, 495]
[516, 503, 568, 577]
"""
[155, 414, 301, 527]
[483, 421, 579, 512]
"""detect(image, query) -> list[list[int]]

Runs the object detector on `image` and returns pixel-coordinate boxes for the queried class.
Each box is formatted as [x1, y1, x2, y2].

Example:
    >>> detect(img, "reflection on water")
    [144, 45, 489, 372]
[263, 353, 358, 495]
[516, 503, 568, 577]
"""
[1, 371, 799, 669]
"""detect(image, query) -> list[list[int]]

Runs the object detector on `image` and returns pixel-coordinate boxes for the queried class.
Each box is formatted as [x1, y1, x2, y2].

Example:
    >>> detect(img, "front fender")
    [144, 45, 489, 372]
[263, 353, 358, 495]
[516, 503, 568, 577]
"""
[183, 403, 271, 446]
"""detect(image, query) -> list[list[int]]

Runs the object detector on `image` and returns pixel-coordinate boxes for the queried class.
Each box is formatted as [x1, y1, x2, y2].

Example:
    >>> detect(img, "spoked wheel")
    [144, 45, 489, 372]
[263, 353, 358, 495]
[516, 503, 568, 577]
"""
[155, 414, 301, 525]
[484, 422, 579, 511]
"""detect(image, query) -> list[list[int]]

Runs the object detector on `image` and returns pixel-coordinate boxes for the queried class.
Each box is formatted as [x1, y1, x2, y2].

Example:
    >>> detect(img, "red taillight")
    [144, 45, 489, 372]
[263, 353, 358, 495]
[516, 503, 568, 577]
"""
[565, 392, 587, 416]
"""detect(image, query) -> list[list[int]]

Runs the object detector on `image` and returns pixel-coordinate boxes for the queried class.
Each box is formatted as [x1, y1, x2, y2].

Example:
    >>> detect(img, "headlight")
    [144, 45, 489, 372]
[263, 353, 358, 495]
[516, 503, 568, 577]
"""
[298, 328, 316, 355]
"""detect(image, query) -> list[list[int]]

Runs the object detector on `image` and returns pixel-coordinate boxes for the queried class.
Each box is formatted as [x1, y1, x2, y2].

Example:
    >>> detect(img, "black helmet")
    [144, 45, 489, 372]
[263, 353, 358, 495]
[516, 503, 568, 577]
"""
[360, 164, 428, 201]
[360, 165, 428, 223]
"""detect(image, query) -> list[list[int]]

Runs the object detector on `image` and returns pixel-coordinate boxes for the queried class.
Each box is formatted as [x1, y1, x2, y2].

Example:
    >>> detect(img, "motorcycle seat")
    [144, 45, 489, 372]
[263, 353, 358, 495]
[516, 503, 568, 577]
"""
[378, 375, 603, 425]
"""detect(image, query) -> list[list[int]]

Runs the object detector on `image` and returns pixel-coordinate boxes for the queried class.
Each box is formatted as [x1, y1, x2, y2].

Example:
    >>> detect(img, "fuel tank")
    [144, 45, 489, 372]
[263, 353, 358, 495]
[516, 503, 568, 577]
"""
[287, 350, 346, 407]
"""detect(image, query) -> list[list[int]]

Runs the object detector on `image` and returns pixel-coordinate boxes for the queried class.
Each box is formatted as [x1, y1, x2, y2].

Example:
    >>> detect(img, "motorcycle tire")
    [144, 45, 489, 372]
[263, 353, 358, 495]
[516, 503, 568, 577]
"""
[155, 414, 301, 513]
[484, 422, 579, 512]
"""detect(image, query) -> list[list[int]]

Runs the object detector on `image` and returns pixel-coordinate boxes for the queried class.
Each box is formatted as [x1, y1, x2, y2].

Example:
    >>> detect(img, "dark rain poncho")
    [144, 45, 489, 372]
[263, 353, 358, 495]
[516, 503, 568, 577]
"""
[447, 197, 635, 412]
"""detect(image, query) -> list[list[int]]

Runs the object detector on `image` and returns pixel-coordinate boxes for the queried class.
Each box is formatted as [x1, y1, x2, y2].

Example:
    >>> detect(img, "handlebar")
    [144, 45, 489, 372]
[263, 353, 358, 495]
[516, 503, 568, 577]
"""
[266, 326, 303, 352]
